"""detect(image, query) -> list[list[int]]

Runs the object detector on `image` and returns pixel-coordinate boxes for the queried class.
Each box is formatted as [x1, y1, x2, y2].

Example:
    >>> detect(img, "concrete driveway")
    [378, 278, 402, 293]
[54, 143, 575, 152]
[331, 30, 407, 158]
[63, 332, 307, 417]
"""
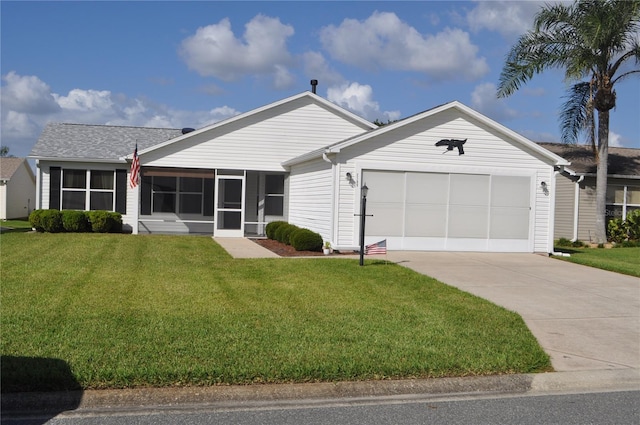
[385, 252, 640, 372]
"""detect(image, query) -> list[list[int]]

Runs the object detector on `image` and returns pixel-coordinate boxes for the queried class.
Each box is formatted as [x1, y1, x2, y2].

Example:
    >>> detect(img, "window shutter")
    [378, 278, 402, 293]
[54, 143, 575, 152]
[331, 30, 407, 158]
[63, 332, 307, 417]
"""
[203, 178, 214, 217]
[140, 175, 152, 215]
[49, 167, 61, 210]
[115, 169, 127, 214]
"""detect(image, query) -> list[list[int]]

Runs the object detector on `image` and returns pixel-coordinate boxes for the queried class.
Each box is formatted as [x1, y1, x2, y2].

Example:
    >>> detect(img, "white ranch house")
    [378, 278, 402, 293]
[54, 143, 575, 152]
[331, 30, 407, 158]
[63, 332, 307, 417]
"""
[30, 91, 569, 253]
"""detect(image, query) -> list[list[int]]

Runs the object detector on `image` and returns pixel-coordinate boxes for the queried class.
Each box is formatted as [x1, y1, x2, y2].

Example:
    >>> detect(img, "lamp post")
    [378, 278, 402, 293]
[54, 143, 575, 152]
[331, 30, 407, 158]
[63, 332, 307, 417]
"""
[359, 184, 369, 266]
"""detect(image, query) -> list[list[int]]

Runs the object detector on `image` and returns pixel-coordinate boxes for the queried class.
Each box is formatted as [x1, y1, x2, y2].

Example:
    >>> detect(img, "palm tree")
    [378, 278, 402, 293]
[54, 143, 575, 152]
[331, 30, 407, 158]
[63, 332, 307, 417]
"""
[497, 0, 640, 244]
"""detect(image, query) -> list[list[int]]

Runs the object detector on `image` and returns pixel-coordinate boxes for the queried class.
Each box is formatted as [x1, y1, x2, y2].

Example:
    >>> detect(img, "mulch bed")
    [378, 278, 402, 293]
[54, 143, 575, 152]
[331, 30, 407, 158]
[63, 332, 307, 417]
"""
[251, 238, 356, 257]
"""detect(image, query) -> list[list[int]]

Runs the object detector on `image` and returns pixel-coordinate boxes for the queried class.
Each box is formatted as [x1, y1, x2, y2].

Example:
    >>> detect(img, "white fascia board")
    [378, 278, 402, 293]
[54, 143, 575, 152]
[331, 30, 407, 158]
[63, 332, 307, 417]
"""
[134, 91, 376, 160]
[28, 156, 126, 164]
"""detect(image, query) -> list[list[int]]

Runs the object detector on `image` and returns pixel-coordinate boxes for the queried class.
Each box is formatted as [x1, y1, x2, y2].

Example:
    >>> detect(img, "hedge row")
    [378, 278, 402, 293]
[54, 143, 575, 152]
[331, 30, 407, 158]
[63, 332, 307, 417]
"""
[265, 221, 323, 252]
[29, 209, 123, 233]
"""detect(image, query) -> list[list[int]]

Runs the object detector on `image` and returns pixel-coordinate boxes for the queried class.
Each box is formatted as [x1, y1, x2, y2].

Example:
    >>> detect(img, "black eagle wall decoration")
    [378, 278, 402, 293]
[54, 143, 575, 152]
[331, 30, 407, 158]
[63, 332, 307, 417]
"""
[435, 138, 466, 155]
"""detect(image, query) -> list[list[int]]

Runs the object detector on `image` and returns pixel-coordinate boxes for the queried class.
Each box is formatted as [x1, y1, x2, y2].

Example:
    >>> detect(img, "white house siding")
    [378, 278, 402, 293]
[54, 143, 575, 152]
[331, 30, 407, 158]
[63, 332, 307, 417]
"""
[336, 162, 358, 247]
[333, 110, 555, 253]
[142, 98, 371, 171]
[1, 161, 35, 219]
[577, 177, 598, 242]
[288, 157, 333, 241]
[554, 175, 576, 240]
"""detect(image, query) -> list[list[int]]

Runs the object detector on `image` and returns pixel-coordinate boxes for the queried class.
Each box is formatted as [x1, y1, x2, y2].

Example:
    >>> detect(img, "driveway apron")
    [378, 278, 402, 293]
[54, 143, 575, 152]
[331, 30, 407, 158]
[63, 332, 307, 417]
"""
[385, 252, 640, 372]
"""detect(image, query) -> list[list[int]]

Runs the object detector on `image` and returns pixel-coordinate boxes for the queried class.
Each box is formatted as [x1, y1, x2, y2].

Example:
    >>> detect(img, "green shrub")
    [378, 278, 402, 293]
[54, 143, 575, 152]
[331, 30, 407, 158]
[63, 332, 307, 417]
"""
[572, 239, 586, 247]
[265, 220, 288, 240]
[626, 210, 640, 241]
[275, 223, 300, 245]
[108, 212, 123, 233]
[607, 218, 627, 243]
[88, 210, 113, 233]
[62, 210, 90, 232]
[40, 210, 63, 233]
[556, 237, 572, 247]
[28, 209, 45, 232]
[290, 228, 323, 252]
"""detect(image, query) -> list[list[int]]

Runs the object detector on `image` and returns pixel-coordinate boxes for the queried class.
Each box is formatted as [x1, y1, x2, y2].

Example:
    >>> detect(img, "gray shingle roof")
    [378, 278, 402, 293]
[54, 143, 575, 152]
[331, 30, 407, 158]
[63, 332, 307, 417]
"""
[538, 142, 640, 177]
[29, 123, 183, 161]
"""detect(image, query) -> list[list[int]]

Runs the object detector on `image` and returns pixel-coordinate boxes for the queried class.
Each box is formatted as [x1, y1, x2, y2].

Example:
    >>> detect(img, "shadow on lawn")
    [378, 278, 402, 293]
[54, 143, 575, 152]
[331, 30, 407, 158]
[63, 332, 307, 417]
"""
[1, 356, 83, 424]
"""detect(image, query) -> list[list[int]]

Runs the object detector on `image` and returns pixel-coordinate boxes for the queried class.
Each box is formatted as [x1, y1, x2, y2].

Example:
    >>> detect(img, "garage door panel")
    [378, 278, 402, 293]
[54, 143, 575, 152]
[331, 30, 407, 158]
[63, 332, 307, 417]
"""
[450, 174, 489, 206]
[406, 172, 449, 204]
[367, 204, 403, 236]
[448, 205, 489, 238]
[405, 205, 447, 237]
[491, 176, 530, 207]
[490, 208, 530, 239]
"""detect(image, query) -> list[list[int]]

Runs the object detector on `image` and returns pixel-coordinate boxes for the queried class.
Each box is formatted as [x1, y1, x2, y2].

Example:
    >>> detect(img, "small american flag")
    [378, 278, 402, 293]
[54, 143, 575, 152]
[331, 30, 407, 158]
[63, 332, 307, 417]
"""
[365, 239, 387, 255]
[129, 144, 140, 188]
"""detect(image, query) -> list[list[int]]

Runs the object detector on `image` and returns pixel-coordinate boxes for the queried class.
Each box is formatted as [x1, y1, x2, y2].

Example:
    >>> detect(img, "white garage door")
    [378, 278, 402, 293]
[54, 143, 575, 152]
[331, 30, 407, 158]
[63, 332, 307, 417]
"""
[363, 171, 532, 252]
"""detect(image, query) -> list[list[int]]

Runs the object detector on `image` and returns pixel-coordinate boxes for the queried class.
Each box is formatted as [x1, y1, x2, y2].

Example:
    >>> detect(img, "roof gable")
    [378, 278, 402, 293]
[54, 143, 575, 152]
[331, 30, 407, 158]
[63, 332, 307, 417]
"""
[0, 157, 30, 180]
[284, 101, 569, 167]
[136, 91, 376, 158]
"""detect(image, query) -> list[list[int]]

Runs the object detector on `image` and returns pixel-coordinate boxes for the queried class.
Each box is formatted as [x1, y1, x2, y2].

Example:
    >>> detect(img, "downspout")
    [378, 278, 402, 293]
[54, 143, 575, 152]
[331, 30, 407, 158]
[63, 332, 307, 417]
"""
[547, 170, 559, 255]
[572, 175, 585, 242]
[322, 152, 336, 246]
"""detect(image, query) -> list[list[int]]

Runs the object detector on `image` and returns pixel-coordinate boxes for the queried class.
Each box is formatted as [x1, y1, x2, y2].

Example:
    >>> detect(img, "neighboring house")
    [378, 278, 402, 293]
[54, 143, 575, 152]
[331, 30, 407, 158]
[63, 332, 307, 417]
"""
[539, 143, 640, 243]
[29, 91, 570, 253]
[0, 157, 36, 220]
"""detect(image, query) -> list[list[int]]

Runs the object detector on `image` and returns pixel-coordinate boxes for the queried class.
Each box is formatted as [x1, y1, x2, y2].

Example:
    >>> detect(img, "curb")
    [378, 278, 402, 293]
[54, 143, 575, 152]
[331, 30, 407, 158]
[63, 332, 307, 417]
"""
[3, 369, 639, 415]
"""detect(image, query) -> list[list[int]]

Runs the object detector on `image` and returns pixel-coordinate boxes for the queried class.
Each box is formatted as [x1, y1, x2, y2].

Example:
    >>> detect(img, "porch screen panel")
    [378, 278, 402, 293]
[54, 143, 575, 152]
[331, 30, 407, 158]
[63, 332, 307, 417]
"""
[363, 171, 404, 236]
[405, 172, 449, 237]
[140, 176, 152, 215]
[490, 176, 530, 239]
[448, 174, 489, 238]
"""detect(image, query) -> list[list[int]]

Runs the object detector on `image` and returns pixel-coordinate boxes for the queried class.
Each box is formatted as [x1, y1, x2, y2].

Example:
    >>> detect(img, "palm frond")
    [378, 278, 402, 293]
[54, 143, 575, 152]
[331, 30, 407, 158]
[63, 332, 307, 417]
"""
[560, 81, 594, 144]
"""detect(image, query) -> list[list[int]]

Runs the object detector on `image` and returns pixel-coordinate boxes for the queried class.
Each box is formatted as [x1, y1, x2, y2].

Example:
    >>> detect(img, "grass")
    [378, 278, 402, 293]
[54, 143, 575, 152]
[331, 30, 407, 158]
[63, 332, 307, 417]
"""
[1, 232, 551, 392]
[552, 246, 640, 278]
[0, 219, 32, 233]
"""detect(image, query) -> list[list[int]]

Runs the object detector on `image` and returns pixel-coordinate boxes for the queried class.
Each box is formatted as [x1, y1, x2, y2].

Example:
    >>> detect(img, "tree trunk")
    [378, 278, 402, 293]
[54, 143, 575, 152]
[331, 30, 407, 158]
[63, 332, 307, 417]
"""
[594, 109, 609, 244]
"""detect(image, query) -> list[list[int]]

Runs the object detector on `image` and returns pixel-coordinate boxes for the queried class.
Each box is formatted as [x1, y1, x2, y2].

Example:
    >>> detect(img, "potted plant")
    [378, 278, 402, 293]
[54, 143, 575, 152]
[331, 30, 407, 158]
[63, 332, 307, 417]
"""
[323, 241, 332, 255]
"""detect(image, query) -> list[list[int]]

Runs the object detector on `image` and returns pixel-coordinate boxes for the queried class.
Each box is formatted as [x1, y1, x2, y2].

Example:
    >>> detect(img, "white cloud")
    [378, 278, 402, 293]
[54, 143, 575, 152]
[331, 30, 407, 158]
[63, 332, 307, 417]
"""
[327, 82, 400, 122]
[465, 1, 545, 37]
[302, 51, 344, 87]
[609, 131, 623, 147]
[0, 72, 241, 157]
[1, 71, 60, 114]
[179, 15, 295, 88]
[320, 11, 489, 81]
[470, 82, 518, 121]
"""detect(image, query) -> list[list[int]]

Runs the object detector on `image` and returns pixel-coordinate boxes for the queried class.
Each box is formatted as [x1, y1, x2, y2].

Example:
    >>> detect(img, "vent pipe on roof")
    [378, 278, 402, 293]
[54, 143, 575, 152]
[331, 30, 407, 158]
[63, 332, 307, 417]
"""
[310, 79, 318, 94]
[182, 128, 195, 135]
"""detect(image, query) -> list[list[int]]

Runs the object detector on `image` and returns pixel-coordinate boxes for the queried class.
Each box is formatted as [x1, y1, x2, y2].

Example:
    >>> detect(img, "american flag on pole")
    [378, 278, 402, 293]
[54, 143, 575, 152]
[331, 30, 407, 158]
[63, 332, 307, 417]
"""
[365, 239, 387, 255]
[129, 144, 140, 188]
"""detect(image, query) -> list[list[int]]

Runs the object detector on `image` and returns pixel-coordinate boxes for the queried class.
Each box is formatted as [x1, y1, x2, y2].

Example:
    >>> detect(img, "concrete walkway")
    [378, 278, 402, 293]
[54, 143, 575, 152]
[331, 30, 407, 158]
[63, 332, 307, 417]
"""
[385, 251, 640, 372]
[213, 237, 280, 258]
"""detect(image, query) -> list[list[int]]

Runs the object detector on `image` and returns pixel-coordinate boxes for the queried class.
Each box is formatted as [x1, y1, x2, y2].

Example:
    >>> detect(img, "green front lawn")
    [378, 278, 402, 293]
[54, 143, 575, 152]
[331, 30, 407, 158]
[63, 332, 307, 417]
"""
[1, 233, 551, 392]
[553, 247, 640, 278]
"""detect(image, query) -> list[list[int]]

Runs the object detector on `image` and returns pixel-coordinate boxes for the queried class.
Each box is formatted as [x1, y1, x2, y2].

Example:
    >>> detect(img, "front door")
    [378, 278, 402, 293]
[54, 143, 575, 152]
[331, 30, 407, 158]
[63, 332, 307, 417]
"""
[214, 172, 245, 237]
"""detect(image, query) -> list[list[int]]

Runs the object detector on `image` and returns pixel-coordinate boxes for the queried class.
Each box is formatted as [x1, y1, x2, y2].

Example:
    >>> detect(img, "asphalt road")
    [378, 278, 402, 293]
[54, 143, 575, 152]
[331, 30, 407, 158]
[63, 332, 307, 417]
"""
[4, 390, 638, 425]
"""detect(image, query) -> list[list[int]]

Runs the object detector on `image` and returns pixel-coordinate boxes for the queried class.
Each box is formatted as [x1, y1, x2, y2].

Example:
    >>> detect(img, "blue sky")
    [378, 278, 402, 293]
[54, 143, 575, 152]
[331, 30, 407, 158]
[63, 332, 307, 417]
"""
[2, 1, 639, 159]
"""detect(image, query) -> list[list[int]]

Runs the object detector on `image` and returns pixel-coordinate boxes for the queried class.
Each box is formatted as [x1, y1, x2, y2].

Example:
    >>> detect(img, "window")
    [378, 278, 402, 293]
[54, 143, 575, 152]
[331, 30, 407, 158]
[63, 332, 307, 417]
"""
[62, 170, 87, 210]
[264, 174, 284, 216]
[607, 185, 640, 221]
[61, 169, 116, 211]
[152, 177, 177, 213]
[90, 170, 114, 210]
